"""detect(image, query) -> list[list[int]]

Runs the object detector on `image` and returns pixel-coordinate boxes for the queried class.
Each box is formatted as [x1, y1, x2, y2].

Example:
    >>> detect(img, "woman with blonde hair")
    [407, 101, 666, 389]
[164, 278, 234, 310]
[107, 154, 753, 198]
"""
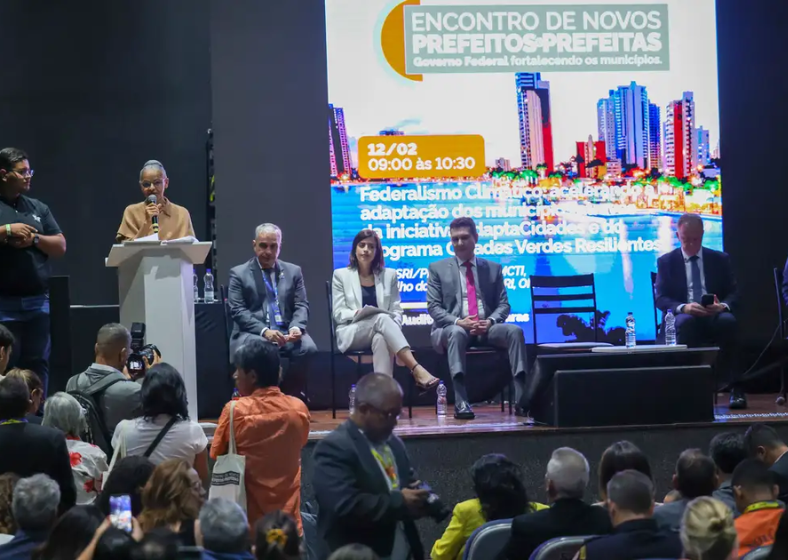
[681, 496, 738, 560]
[0, 473, 19, 543]
[139, 458, 205, 546]
[4, 368, 43, 422]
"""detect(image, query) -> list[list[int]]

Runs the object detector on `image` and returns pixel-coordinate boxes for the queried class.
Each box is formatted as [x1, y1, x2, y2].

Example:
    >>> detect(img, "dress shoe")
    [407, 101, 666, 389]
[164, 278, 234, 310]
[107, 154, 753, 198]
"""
[729, 390, 747, 410]
[454, 401, 475, 420]
[515, 405, 529, 418]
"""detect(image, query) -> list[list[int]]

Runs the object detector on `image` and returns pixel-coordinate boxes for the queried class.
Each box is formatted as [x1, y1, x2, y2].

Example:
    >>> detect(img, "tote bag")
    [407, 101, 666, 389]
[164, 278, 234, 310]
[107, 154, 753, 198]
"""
[208, 401, 247, 511]
[99, 422, 128, 491]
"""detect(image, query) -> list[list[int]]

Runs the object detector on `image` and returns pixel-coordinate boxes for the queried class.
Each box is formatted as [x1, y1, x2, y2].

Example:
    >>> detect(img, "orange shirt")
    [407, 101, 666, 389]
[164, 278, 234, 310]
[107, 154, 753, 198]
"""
[735, 501, 784, 557]
[210, 387, 310, 532]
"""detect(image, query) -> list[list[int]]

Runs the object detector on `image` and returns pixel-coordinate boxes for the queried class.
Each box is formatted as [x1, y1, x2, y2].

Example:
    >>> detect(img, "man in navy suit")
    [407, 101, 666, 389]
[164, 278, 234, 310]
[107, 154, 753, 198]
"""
[655, 213, 743, 408]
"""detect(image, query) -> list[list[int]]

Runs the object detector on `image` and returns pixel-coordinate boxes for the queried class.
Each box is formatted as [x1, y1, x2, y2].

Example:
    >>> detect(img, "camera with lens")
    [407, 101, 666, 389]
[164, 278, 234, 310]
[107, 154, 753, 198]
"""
[414, 481, 450, 522]
[126, 322, 161, 381]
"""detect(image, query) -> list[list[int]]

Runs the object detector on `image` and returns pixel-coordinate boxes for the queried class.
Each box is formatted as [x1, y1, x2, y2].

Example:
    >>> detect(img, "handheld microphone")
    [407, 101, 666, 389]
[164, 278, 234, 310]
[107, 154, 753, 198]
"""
[146, 194, 160, 234]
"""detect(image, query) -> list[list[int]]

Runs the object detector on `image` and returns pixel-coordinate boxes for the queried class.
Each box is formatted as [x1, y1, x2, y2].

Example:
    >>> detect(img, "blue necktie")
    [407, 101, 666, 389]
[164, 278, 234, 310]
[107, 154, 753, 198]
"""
[690, 256, 703, 303]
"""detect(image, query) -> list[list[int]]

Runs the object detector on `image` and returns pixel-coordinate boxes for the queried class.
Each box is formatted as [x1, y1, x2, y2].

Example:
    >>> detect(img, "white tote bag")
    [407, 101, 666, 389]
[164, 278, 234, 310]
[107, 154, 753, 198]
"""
[99, 422, 128, 491]
[208, 401, 247, 511]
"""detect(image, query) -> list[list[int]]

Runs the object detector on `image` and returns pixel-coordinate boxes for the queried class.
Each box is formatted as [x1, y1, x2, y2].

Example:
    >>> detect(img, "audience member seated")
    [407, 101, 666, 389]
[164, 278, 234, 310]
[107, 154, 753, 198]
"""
[97, 455, 155, 518]
[597, 441, 653, 503]
[709, 432, 748, 515]
[42, 392, 108, 505]
[254, 511, 301, 560]
[197, 498, 254, 560]
[0, 376, 76, 511]
[93, 526, 138, 560]
[504, 447, 612, 560]
[135, 527, 181, 560]
[744, 423, 788, 502]
[139, 458, 205, 547]
[767, 509, 788, 560]
[575, 470, 682, 560]
[0, 474, 60, 560]
[680, 496, 738, 560]
[112, 363, 209, 484]
[4, 369, 43, 423]
[0, 324, 12, 375]
[731, 458, 784, 556]
[327, 543, 381, 560]
[432, 453, 546, 560]
[31, 504, 104, 560]
[653, 449, 717, 532]
[66, 323, 141, 436]
[212, 339, 310, 530]
[0, 473, 19, 544]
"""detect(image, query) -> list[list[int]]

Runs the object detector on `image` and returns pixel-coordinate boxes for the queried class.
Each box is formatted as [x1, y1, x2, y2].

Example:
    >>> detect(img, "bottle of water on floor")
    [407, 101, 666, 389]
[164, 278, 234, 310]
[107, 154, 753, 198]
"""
[204, 269, 215, 303]
[348, 384, 356, 415]
[625, 312, 636, 348]
[665, 309, 677, 346]
[436, 381, 447, 417]
[193, 272, 200, 303]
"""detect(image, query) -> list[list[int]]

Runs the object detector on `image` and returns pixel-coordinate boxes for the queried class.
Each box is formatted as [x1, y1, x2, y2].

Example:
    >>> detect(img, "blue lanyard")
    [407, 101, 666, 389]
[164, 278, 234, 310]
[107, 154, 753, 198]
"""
[262, 269, 279, 304]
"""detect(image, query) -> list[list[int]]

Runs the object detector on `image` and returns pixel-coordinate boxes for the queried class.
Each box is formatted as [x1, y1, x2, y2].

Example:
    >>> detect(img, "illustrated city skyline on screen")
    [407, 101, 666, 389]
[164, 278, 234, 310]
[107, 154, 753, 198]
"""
[325, 0, 721, 342]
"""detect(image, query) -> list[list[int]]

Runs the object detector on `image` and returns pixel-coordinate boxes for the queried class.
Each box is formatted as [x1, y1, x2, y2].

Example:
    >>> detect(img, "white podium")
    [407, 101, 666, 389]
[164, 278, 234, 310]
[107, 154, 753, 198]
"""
[106, 240, 212, 419]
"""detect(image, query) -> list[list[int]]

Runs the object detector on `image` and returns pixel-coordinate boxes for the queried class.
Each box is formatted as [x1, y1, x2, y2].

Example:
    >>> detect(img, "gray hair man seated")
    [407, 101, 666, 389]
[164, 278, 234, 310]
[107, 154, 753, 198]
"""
[196, 497, 253, 559]
[0, 474, 60, 558]
[504, 447, 613, 560]
[576, 470, 682, 560]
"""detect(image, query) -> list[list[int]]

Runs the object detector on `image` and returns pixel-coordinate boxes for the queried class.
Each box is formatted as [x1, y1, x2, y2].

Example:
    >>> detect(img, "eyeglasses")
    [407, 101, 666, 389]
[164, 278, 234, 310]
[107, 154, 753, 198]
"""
[140, 180, 164, 188]
[366, 403, 401, 421]
[11, 169, 34, 178]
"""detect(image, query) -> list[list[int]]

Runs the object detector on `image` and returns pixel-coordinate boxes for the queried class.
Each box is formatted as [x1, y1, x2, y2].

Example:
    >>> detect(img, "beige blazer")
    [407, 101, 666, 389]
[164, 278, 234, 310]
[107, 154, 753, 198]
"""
[331, 267, 404, 353]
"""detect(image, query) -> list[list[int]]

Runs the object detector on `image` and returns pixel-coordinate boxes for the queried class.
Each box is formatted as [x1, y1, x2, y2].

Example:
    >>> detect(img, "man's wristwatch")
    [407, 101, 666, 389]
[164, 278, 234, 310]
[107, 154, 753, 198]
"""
[33, 234, 40, 246]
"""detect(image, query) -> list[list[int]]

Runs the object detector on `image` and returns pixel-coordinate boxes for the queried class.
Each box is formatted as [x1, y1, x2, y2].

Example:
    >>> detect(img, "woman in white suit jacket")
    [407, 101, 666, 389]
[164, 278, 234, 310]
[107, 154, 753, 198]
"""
[332, 229, 439, 391]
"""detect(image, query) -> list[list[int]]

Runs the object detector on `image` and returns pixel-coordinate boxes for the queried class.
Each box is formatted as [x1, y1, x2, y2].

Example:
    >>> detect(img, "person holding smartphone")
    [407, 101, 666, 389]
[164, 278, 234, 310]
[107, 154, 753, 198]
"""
[655, 213, 743, 408]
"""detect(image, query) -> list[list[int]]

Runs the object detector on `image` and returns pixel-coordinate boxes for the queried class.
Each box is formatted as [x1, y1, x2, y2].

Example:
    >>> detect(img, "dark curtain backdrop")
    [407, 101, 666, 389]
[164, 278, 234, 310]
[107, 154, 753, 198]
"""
[0, 0, 211, 306]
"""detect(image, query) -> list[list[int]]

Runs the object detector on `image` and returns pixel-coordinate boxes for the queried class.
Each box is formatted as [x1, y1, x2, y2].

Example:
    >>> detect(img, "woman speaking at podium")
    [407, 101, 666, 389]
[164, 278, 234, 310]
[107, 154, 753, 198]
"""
[115, 160, 195, 242]
[332, 229, 439, 391]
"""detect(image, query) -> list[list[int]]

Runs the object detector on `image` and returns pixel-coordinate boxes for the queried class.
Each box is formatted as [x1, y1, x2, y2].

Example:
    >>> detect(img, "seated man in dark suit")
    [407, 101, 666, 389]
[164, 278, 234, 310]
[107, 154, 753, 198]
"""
[653, 449, 717, 532]
[0, 474, 60, 560]
[710, 432, 748, 514]
[427, 217, 528, 420]
[0, 376, 75, 512]
[228, 223, 317, 398]
[312, 373, 429, 560]
[504, 447, 612, 560]
[744, 424, 788, 503]
[655, 212, 743, 409]
[578, 470, 682, 560]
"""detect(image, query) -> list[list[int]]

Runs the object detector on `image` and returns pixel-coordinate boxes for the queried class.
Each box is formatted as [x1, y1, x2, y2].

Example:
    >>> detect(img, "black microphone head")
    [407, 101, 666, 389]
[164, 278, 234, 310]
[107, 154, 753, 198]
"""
[146, 194, 157, 205]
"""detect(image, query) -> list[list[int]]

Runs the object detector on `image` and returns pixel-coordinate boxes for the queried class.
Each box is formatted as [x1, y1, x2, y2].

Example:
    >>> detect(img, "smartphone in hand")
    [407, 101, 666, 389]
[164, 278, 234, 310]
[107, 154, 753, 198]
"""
[109, 495, 133, 533]
[701, 294, 716, 307]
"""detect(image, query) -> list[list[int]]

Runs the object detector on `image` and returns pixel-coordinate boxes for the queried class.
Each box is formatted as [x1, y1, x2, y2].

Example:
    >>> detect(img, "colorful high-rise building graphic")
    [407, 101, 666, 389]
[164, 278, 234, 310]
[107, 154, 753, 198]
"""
[516, 73, 554, 171]
[329, 104, 351, 177]
[664, 92, 696, 179]
[597, 97, 617, 162]
[648, 102, 661, 170]
[696, 126, 710, 167]
[575, 135, 607, 178]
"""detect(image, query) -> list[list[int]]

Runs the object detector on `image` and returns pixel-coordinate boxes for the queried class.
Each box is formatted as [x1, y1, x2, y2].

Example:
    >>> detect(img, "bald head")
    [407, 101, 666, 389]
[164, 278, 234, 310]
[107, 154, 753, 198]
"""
[355, 373, 402, 408]
[95, 323, 131, 371]
[353, 373, 403, 443]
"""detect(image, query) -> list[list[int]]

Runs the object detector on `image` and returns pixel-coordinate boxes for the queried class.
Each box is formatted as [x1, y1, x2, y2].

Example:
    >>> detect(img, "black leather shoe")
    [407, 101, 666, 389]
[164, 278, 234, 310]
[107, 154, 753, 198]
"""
[454, 401, 475, 420]
[515, 406, 529, 418]
[729, 390, 748, 410]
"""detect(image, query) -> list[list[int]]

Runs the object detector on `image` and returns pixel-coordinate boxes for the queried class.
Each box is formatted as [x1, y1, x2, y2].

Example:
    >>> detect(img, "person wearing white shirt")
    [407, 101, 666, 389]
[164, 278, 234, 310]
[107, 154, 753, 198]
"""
[332, 229, 439, 391]
[655, 213, 742, 408]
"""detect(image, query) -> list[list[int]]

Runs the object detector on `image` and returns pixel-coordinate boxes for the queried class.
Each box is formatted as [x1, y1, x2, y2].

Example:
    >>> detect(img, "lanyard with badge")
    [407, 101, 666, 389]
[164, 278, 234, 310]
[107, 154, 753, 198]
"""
[0, 419, 27, 425]
[371, 445, 399, 490]
[262, 269, 285, 326]
[744, 501, 782, 514]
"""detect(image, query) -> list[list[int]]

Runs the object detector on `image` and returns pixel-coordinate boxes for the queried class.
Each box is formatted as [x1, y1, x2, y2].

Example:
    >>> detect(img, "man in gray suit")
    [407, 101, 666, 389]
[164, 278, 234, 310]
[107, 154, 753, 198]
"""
[427, 217, 527, 419]
[227, 223, 317, 398]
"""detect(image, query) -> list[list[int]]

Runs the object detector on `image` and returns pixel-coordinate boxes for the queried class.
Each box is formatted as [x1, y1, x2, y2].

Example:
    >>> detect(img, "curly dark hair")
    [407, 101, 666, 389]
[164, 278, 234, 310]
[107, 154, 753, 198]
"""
[98, 456, 155, 517]
[472, 454, 530, 521]
[598, 441, 652, 500]
[0, 473, 19, 534]
[140, 363, 189, 420]
[254, 510, 301, 560]
[32, 505, 104, 560]
[348, 229, 385, 273]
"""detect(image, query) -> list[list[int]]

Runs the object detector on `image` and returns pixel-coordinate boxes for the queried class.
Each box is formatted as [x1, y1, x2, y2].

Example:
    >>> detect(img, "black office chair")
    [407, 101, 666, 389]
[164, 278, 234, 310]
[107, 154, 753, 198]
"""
[774, 268, 788, 404]
[530, 274, 612, 352]
[650, 271, 662, 342]
[326, 281, 413, 419]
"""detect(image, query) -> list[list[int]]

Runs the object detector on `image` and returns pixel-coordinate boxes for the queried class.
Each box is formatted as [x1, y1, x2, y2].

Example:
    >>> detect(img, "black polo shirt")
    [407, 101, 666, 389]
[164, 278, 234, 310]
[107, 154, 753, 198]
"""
[0, 194, 62, 297]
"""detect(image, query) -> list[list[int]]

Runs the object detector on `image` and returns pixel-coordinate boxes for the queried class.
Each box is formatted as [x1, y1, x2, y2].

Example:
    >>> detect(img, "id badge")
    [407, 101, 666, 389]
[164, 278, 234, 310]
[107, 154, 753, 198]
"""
[274, 311, 283, 325]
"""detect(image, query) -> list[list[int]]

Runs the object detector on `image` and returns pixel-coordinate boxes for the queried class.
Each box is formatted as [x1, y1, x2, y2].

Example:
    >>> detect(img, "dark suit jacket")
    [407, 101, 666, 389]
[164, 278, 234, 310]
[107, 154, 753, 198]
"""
[228, 258, 310, 358]
[771, 453, 788, 503]
[504, 498, 612, 560]
[0, 423, 76, 512]
[0, 529, 49, 560]
[581, 518, 682, 560]
[655, 247, 738, 314]
[312, 420, 424, 560]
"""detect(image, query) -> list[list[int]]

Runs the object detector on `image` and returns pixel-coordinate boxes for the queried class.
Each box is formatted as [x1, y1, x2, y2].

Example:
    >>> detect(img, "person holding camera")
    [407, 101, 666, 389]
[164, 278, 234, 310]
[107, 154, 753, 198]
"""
[66, 323, 142, 436]
[313, 373, 438, 560]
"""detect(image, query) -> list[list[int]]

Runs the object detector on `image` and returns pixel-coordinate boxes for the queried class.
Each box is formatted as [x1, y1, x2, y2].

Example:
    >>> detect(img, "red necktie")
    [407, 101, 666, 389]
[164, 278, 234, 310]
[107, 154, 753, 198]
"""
[464, 262, 478, 318]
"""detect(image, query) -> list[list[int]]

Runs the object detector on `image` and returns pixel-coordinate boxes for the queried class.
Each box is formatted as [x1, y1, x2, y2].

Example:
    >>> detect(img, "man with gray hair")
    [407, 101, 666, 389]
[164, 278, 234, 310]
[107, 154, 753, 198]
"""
[0, 474, 61, 559]
[196, 498, 254, 559]
[505, 447, 612, 560]
[228, 223, 316, 399]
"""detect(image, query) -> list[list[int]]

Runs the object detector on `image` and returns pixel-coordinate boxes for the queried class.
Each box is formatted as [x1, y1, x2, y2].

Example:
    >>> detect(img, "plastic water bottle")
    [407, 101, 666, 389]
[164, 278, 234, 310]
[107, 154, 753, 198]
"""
[625, 312, 636, 348]
[436, 381, 448, 417]
[348, 384, 357, 415]
[193, 272, 200, 303]
[665, 309, 677, 346]
[203, 269, 215, 303]
[231, 388, 240, 401]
